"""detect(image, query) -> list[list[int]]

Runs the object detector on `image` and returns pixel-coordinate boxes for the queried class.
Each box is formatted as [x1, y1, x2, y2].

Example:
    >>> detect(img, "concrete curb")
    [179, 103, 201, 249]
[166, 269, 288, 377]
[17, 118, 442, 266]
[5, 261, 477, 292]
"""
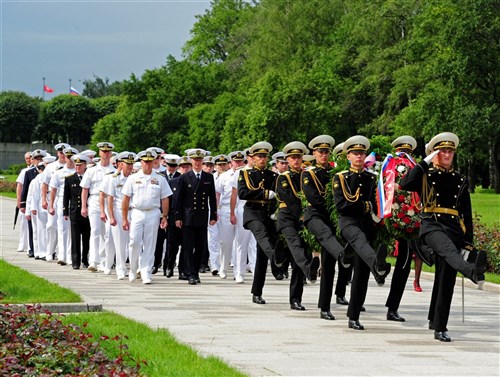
[7, 303, 103, 313]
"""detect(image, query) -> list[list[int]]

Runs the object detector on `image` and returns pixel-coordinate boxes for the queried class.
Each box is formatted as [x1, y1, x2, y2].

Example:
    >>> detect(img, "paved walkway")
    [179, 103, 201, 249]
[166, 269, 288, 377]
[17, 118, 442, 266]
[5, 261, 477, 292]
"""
[1, 196, 499, 376]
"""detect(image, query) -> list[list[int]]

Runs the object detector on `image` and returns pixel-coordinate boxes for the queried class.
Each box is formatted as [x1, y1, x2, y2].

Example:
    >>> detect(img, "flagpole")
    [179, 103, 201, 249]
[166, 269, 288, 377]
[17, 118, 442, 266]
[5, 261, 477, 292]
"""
[69, 78, 72, 94]
[42, 77, 46, 101]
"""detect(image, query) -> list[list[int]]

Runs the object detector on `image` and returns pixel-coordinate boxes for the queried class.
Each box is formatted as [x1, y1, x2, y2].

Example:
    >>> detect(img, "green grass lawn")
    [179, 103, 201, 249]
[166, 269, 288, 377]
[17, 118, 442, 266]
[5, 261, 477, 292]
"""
[470, 188, 500, 228]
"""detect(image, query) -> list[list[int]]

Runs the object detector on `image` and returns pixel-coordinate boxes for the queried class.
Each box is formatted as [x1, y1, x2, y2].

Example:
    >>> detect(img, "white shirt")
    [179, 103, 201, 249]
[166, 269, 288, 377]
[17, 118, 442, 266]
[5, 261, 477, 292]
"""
[80, 162, 115, 205]
[49, 166, 75, 204]
[216, 168, 237, 208]
[104, 172, 129, 210]
[122, 170, 172, 211]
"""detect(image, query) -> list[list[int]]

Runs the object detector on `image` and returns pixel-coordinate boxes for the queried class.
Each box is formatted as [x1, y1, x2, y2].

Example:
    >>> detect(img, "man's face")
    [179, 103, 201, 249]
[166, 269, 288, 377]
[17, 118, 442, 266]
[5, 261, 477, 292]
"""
[436, 148, 454, 169]
[25, 153, 32, 165]
[192, 157, 203, 170]
[313, 148, 330, 166]
[121, 162, 134, 176]
[141, 159, 154, 174]
[75, 163, 86, 175]
[276, 160, 288, 173]
[99, 149, 112, 164]
[166, 164, 177, 174]
[202, 163, 214, 173]
[347, 150, 366, 170]
[253, 153, 268, 169]
[215, 162, 229, 173]
[231, 160, 244, 170]
[178, 163, 192, 174]
[287, 155, 302, 171]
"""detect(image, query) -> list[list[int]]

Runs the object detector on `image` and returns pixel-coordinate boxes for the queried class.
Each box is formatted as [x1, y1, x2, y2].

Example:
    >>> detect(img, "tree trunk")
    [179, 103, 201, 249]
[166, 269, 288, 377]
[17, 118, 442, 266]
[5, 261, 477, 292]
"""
[492, 135, 500, 193]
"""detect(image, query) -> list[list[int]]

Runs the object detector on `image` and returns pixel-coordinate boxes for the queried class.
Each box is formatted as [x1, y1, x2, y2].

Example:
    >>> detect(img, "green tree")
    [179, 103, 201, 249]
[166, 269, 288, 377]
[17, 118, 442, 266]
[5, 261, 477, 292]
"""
[0, 91, 40, 143]
[82, 75, 124, 98]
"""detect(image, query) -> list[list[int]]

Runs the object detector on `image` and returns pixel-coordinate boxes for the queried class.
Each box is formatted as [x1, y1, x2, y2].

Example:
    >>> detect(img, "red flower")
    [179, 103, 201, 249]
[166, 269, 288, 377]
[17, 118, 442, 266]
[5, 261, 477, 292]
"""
[415, 222, 421, 228]
[397, 212, 406, 219]
[397, 195, 406, 203]
[393, 223, 399, 228]
[406, 227, 414, 233]
[402, 216, 411, 224]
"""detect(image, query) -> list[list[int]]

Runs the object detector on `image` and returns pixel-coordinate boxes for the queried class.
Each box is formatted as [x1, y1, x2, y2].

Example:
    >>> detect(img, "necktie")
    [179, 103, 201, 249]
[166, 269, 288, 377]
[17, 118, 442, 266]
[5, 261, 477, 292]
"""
[168, 174, 172, 180]
[196, 173, 200, 180]
[78, 175, 82, 181]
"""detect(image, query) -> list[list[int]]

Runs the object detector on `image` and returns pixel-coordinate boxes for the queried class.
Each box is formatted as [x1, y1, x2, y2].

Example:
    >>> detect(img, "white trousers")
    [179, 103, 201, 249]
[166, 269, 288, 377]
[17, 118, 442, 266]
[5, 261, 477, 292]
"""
[87, 199, 106, 267]
[56, 205, 72, 264]
[234, 204, 255, 277]
[110, 207, 129, 277]
[128, 208, 160, 281]
[218, 206, 236, 275]
[17, 213, 29, 251]
[208, 221, 220, 271]
[46, 201, 58, 260]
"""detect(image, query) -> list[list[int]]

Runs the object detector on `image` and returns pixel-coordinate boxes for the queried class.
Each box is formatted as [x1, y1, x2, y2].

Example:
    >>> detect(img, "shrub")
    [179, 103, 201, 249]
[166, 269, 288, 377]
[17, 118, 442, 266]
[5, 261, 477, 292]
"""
[0, 180, 16, 193]
[0, 304, 144, 376]
[473, 213, 500, 274]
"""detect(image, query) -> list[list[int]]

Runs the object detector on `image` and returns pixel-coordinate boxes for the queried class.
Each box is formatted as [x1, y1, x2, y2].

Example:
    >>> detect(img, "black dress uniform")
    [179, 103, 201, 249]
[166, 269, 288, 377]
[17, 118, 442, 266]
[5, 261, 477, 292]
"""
[400, 132, 486, 341]
[276, 151, 312, 310]
[164, 174, 185, 278]
[175, 169, 217, 284]
[302, 161, 343, 319]
[20, 164, 39, 257]
[238, 142, 278, 304]
[63, 172, 90, 269]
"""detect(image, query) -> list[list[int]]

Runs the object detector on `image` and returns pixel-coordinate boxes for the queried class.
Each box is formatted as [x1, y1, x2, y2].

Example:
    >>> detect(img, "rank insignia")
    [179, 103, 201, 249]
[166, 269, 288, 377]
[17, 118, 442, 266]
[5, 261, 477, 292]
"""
[281, 181, 288, 188]
[303, 178, 309, 185]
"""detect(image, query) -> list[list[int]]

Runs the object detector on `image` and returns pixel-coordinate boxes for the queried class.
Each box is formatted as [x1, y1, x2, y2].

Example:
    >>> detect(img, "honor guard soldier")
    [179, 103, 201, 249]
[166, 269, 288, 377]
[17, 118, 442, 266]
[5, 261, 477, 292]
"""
[383, 135, 420, 322]
[237, 142, 278, 304]
[122, 150, 172, 284]
[400, 132, 487, 342]
[302, 135, 344, 320]
[81, 142, 116, 272]
[333, 136, 391, 330]
[63, 154, 91, 269]
[175, 149, 217, 285]
[276, 141, 321, 310]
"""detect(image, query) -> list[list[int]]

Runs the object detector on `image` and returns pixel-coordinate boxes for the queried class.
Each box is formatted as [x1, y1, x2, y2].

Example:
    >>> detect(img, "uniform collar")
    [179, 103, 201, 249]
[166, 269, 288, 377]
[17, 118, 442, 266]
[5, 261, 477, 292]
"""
[349, 167, 364, 174]
[434, 164, 454, 173]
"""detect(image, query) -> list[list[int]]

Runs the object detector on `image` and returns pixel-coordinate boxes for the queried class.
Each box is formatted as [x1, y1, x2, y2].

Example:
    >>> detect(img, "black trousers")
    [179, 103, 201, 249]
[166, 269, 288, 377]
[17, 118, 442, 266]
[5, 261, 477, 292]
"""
[154, 226, 167, 269]
[424, 231, 473, 278]
[164, 224, 184, 275]
[27, 219, 34, 255]
[385, 238, 412, 311]
[346, 253, 370, 321]
[335, 263, 353, 298]
[289, 259, 305, 304]
[305, 216, 343, 260]
[428, 255, 457, 332]
[341, 223, 377, 274]
[182, 225, 207, 279]
[281, 225, 312, 277]
[318, 248, 336, 311]
[271, 238, 290, 278]
[70, 217, 90, 268]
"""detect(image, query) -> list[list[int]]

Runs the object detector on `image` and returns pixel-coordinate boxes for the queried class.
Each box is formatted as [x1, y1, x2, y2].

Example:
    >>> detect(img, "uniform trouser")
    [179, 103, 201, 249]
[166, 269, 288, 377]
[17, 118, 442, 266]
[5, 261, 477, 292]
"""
[386, 238, 412, 311]
[318, 248, 336, 311]
[34, 210, 48, 258]
[234, 205, 253, 277]
[56, 206, 72, 264]
[87, 202, 106, 267]
[207, 222, 220, 270]
[281, 225, 312, 277]
[46, 202, 58, 260]
[154, 226, 167, 269]
[165, 224, 184, 274]
[305, 216, 343, 260]
[423, 231, 474, 278]
[335, 263, 353, 298]
[251, 244, 269, 297]
[347, 253, 370, 321]
[271, 239, 290, 278]
[341, 223, 377, 274]
[17, 213, 29, 251]
[110, 208, 129, 277]
[128, 208, 160, 280]
[289, 259, 305, 304]
[217, 207, 235, 274]
[70, 216, 90, 268]
[27, 218, 34, 255]
[183, 225, 208, 279]
[103, 219, 116, 271]
[248, 233, 257, 271]
[30, 214, 39, 257]
[428, 255, 457, 332]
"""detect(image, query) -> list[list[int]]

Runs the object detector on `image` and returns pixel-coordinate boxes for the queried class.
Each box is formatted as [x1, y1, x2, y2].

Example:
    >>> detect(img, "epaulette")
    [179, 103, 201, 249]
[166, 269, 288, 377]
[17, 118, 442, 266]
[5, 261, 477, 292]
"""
[112, 172, 120, 178]
[106, 171, 115, 175]
[336, 170, 348, 176]
[305, 166, 315, 171]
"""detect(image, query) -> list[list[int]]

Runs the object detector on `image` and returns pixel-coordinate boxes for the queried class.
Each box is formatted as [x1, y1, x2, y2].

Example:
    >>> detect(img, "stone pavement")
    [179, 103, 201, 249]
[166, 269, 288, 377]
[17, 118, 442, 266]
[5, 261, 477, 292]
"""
[1, 196, 499, 376]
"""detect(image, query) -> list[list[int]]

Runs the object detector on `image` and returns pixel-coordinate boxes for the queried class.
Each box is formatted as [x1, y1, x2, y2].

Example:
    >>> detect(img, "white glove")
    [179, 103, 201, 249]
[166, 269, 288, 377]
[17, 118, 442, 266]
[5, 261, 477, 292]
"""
[268, 190, 276, 199]
[461, 248, 471, 261]
[424, 150, 439, 164]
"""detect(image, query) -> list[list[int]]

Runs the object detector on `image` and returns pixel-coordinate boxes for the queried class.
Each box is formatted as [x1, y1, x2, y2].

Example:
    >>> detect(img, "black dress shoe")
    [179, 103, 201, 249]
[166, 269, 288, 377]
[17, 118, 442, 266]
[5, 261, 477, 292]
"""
[320, 310, 335, 320]
[375, 274, 386, 286]
[360, 305, 366, 312]
[429, 321, 435, 330]
[166, 268, 174, 278]
[274, 273, 284, 281]
[28, 253, 34, 258]
[82, 263, 89, 269]
[211, 269, 218, 276]
[336, 296, 349, 305]
[188, 277, 197, 285]
[290, 302, 306, 311]
[348, 319, 364, 330]
[72, 266, 80, 270]
[252, 295, 266, 304]
[152, 266, 158, 275]
[178, 273, 188, 281]
[199, 265, 208, 273]
[434, 331, 451, 342]
[196, 277, 201, 284]
[387, 309, 406, 322]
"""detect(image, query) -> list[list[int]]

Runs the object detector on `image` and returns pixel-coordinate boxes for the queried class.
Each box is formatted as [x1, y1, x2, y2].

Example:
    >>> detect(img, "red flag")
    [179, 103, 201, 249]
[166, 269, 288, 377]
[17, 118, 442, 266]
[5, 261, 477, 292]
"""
[44, 85, 54, 93]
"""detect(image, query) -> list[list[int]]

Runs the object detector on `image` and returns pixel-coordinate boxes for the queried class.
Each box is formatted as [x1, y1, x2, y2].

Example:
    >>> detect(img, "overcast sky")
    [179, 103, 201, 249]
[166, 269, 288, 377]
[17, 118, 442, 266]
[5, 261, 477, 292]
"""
[1, 0, 211, 97]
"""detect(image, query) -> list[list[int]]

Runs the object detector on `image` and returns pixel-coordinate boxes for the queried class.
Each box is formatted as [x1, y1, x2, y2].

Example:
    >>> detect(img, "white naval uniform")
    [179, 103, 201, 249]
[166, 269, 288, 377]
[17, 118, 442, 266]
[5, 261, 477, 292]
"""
[50, 165, 75, 264]
[26, 173, 48, 258]
[122, 170, 172, 282]
[103, 172, 130, 279]
[80, 162, 116, 269]
[208, 171, 223, 273]
[16, 167, 29, 252]
[231, 166, 257, 279]
[215, 168, 239, 277]
[41, 160, 65, 260]
[98, 174, 116, 273]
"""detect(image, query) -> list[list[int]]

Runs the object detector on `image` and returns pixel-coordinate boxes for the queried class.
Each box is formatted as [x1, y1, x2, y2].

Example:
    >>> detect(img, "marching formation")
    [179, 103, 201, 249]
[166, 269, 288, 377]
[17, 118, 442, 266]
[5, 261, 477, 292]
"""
[16, 131, 488, 342]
